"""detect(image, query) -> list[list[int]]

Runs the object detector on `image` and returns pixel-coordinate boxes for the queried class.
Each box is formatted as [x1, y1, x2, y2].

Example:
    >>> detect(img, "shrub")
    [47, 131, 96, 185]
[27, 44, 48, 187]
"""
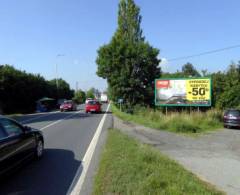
[112, 104, 223, 134]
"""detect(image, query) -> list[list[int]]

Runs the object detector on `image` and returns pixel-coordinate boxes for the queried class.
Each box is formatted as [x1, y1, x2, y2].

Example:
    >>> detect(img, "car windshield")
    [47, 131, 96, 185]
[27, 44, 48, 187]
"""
[64, 101, 72, 104]
[88, 101, 98, 105]
[225, 110, 240, 116]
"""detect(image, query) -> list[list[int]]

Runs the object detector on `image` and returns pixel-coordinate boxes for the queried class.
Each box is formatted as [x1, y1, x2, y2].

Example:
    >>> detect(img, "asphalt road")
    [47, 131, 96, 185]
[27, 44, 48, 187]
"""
[0, 104, 111, 195]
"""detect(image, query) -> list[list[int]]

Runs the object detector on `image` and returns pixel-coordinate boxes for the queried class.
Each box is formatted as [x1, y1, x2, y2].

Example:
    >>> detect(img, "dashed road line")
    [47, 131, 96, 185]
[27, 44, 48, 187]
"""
[21, 111, 60, 123]
[40, 111, 82, 130]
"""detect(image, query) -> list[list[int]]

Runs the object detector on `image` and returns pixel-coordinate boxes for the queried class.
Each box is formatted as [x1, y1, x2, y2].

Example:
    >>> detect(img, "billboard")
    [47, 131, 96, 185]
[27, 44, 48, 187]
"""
[155, 78, 211, 106]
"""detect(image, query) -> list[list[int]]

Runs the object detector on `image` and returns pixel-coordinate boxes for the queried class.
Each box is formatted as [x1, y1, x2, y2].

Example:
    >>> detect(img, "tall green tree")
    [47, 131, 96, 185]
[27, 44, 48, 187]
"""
[96, 0, 161, 107]
[73, 90, 86, 104]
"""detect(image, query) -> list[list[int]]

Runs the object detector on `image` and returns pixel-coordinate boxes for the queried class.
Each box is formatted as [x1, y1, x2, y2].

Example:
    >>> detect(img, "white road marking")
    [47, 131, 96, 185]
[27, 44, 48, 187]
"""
[67, 104, 110, 195]
[40, 111, 81, 130]
[21, 111, 60, 123]
[23, 110, 59, 116]
[18, 103, 85, 124]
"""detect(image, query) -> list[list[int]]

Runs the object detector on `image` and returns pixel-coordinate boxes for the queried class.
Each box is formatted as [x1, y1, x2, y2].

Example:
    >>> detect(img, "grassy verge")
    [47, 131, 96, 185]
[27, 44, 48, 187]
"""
[93, 129, 224, 195]
[111, 104, 223, 134]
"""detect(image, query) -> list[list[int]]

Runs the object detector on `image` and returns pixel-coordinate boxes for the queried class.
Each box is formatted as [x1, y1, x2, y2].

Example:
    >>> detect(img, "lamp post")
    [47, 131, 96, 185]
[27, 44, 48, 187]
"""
[56, 54, 65, 89]
[56, 54, 65, 101]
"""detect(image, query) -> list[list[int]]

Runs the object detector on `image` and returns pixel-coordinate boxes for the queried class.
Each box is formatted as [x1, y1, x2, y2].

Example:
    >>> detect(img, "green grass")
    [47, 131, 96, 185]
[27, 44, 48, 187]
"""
[93, 129, 224, 195]
[111, 104, 223, 134]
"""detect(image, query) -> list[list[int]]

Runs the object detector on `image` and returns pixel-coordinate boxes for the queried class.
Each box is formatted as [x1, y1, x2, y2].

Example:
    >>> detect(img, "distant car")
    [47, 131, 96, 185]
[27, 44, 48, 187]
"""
[85, 100, 102, 113]
[60, 100, 77, 112]
[100, 94, 108, 103]
[0, 116, 44, 177]
[223, 109, 240, 128]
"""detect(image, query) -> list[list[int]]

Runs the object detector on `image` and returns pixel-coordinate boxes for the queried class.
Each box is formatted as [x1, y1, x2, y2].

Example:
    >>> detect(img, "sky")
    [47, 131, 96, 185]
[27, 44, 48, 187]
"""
[0, 0, 239, 91]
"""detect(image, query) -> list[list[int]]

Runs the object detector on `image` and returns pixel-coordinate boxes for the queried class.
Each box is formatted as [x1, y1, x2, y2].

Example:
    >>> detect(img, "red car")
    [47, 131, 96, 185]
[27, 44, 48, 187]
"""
[85, 100, 102, 113]
[60, 100, 77, 112]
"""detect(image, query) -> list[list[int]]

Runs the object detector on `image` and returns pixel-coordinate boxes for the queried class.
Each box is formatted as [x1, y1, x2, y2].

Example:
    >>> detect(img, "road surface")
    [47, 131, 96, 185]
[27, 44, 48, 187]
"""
[0, 104, 111, 195]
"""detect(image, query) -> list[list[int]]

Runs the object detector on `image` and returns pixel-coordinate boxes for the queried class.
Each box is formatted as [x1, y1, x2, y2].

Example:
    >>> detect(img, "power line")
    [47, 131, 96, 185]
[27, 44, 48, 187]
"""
[168, 44, 240, 62]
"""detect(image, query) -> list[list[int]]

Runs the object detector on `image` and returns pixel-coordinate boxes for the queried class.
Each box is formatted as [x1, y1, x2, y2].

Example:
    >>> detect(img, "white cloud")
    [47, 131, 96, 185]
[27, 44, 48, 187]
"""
[159, 58, 169, 72]
[161, 58, 168, 65]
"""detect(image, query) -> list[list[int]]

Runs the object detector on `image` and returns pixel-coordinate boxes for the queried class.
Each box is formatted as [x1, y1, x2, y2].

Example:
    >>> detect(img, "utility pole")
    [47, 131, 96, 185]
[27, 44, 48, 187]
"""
[76, 81, 79, 92]
[56, 54, 65, 89]
[56, 54, 65, 99]
[55, 63, 58, 89]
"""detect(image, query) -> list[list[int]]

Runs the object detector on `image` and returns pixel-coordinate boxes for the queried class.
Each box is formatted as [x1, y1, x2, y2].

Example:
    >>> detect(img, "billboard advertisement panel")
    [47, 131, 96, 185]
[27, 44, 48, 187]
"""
[155, 78, 211, 106]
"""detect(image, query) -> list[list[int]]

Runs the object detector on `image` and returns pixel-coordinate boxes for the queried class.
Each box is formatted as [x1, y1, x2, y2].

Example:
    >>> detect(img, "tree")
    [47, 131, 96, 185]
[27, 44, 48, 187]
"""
[91, 87, 101, 99]
[161, 71, 185, 78]
[215, 62, 240, 109]
[0, 65, 74, 113]
[211, 71, 226, 108]
[201, 69, 210, 77]
[96, 0, 161, 107]
[48, 78, 74, 99]
[182, 63, 200, 77]
[73, 90, 86, 104]
[86, 88, 95, 99]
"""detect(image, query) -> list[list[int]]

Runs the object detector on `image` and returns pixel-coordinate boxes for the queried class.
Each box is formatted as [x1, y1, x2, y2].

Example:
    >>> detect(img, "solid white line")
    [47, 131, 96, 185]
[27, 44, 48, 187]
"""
[67, 104, 110, 195]
[40, 111, 81, 130]
[21, 111, 60, 123]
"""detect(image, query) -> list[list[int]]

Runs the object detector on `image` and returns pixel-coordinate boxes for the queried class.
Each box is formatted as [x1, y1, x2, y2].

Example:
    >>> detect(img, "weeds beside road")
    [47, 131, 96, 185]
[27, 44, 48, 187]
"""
[93, 129, 224, 195]
[111, 105, 223, 134]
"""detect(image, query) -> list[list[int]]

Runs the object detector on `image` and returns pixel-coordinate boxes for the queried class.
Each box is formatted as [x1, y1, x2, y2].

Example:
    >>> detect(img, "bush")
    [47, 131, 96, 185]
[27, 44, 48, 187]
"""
[206, 109, 223, 122]
[112, 104, 223, 134]
[170, 119, 200, 133]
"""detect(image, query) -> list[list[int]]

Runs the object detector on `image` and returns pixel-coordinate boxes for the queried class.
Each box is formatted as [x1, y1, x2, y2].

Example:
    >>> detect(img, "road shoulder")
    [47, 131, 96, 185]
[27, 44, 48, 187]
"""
[79, 112, 113, 195]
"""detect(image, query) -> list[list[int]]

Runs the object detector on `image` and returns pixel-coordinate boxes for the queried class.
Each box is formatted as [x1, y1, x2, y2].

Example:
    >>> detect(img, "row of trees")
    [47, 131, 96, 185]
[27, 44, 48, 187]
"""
[72, 87, 101, 104]
[0, 64, 103, 113]
[0, 65, 74, 114]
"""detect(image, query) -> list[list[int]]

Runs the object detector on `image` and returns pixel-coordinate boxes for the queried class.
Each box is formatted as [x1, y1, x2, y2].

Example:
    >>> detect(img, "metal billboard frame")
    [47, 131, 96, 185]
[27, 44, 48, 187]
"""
[154, 77, 212, 107]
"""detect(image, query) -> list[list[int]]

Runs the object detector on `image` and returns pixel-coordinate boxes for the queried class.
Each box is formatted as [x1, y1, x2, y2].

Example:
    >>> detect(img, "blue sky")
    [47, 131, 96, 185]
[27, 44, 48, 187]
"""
[0, 0, 239, 91]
